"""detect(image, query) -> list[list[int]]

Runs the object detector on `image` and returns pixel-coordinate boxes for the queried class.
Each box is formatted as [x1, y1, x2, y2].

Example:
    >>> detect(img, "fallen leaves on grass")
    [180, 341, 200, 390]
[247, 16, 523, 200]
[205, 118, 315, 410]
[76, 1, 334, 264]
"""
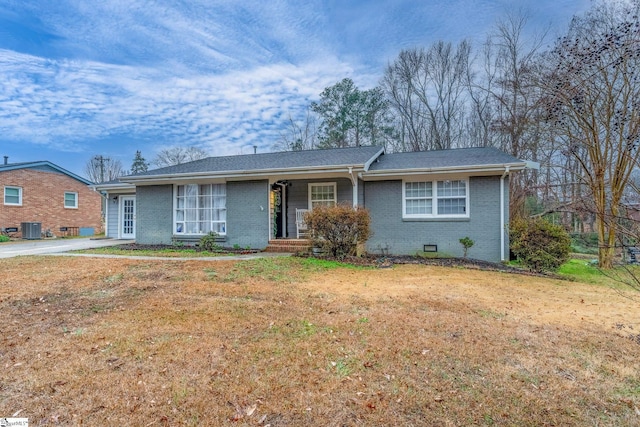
[0, 256, 638, 426]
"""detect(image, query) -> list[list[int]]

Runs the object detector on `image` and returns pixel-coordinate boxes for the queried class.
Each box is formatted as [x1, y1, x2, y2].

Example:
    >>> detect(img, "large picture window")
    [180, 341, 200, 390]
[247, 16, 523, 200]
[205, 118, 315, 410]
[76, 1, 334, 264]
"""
[309, 182, 337, 209]
[175, 184, 226, 235]
[403, 179, 468, 218]
[4, 186, 22, 206]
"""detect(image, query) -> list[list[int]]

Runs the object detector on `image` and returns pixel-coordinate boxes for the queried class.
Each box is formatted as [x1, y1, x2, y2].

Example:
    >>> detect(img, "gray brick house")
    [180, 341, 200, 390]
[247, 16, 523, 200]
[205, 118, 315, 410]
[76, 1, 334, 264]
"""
[94, 146, 532, 262]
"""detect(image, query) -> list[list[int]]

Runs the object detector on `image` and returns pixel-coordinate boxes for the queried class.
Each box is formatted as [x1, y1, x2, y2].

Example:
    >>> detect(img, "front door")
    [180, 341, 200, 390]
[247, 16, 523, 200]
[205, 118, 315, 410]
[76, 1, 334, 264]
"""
[271, 183, 288, 238]
[120, 196, 136, 239]
[271, 185, 283, 238]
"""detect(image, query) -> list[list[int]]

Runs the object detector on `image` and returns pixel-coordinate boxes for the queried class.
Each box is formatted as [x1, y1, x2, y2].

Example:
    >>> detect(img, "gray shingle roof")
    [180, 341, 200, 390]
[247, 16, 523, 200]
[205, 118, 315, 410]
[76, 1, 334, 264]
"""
[369, 147, 525, 171]
[129, 145, 384, 177]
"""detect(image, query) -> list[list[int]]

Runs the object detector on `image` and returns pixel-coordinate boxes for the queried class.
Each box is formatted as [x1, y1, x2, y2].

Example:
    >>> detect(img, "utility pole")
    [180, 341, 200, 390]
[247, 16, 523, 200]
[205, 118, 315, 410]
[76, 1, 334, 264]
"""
[93, 155, 111, 223]
[94, 155, 110, 183]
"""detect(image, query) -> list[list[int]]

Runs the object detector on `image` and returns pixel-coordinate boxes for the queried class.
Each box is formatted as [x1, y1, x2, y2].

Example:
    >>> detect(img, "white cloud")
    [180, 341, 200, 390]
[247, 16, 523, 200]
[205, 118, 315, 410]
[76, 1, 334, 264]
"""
[0, 47, 363, 157]
[0, 0, 590, 169]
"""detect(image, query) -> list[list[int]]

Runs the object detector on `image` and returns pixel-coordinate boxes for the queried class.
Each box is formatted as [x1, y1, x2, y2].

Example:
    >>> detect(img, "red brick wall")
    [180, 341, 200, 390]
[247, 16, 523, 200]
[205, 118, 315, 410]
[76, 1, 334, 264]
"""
[0, 169, 103, 237]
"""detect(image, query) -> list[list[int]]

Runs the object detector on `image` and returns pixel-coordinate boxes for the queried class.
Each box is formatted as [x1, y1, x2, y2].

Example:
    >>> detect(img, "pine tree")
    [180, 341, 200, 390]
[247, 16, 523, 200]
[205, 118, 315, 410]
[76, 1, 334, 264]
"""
[131, 150, 149, 174]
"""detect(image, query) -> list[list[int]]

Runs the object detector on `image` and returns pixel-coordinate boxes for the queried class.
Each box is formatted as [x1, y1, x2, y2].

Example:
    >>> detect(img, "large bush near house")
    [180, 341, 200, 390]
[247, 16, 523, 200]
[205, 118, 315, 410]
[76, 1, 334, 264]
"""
[509, 217, 571, 273]
[305, 204, 371, 259]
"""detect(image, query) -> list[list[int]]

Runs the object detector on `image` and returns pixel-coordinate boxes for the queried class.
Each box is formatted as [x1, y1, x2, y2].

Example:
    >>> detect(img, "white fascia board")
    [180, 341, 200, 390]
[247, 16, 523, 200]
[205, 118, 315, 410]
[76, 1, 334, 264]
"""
[525, 160, 540, 170]
[363, 147, 385, 171]
[121, 165, 368, 185]
[91, 182, 136, 192]
[362, 162, 527, 179]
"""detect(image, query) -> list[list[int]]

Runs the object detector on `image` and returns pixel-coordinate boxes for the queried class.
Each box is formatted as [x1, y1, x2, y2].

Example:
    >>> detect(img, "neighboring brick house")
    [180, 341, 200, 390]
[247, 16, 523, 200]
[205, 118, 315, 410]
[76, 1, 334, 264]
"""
[0, 157, 102, 238]
[96, 146, 538, 262]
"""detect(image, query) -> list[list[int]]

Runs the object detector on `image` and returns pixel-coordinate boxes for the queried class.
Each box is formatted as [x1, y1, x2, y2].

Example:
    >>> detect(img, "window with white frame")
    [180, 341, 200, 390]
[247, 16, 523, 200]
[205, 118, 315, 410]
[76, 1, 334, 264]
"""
[4, 186, 22, 206]
[175, 184, 226, 235]
[64, 192, 78, 208]
[404, 181, 432, 215]
[309, 182, 337, 209]
[403, 179, 468, 218]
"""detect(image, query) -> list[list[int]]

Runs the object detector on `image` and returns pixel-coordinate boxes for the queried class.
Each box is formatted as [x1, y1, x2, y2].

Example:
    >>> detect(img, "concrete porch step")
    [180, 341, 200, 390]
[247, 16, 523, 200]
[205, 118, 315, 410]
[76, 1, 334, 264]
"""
[264, 239, 312, 253]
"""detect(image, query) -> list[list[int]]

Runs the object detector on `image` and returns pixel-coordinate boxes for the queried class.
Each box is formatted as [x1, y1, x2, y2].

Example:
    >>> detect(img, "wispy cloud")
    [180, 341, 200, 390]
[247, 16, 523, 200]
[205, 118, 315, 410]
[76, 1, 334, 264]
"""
[0, 0, 590, 173]
[0, 47, 365, 156]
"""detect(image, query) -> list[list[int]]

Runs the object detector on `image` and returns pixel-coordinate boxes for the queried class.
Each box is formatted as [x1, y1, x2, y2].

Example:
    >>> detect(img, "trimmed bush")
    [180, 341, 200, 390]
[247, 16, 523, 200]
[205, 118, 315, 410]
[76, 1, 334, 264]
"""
[509, 217, 571, 272]
[305, 204, 371, 259]
[459, 237, 474, 258]
[0, 235, 9, 243]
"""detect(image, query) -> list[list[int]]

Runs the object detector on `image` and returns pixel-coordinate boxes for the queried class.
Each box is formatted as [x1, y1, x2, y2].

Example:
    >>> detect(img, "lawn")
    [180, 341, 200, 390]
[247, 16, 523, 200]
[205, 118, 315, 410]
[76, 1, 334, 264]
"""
[0, 255, 638, 426]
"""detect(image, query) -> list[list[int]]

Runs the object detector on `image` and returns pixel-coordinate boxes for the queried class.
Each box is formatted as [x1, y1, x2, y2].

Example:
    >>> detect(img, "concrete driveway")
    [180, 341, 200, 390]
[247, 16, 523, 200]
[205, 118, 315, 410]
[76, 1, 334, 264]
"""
[0, 238, 133, 259]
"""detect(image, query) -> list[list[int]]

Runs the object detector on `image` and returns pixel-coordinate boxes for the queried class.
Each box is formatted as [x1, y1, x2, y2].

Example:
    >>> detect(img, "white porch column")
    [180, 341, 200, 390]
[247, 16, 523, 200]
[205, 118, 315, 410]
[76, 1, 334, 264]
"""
[348, 166, 357, 207]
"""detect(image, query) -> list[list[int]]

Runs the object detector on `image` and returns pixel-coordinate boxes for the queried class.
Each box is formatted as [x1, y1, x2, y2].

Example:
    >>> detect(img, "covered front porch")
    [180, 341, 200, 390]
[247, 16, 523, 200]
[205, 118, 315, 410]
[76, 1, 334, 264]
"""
[267, 176, 361, 242]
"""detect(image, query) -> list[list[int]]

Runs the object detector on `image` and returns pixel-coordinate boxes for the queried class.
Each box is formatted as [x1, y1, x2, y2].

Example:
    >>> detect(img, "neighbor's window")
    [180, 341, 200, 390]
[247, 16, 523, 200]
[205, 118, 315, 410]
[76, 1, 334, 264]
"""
[403, 179, 468, 218]
[4, 186, 22, 206]
[175, 184, 226, 235]
[309, 182, 337, 209]
[64, 192, 78, 208]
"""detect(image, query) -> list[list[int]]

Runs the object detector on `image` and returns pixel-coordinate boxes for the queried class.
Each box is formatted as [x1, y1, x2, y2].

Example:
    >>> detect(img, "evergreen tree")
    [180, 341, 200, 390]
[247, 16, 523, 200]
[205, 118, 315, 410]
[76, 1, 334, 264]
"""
[311, 78, 393, 149]
[131, 150, 149, 174]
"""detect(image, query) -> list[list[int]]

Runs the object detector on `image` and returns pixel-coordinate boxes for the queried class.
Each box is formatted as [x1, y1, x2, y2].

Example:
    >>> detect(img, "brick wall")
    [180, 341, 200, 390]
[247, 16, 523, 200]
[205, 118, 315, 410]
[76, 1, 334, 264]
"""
[226, 180, 270, 249]
[135, 185, 173, 244]
[364, 176, 506, 262]
[0, 169, 102, 237]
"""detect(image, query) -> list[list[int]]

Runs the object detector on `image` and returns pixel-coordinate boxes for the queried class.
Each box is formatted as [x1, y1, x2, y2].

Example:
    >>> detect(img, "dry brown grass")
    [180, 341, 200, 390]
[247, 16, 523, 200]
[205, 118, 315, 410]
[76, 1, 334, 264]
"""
[0, 256, 639, 426]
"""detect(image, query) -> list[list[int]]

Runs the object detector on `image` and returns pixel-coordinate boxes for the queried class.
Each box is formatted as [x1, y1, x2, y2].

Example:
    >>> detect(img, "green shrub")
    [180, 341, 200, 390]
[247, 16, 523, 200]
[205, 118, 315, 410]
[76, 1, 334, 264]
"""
[509, 217, 571, 272]
[199, 231, 221, 252]
[0, 235, 9, 243]
[305, 204, 371, 259]
[459, 236, 474, 258]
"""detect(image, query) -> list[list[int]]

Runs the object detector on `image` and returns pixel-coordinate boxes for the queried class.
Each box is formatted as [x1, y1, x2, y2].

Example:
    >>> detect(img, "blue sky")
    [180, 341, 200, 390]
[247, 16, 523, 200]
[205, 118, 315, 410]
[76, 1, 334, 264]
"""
[0, 0, 589, 177]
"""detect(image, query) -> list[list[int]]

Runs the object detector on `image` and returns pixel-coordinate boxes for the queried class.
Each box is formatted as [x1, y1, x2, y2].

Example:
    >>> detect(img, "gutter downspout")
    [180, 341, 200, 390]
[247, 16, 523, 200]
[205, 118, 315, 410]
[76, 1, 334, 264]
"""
[500, 166, 510, 262]
[348, 167, 357, 207]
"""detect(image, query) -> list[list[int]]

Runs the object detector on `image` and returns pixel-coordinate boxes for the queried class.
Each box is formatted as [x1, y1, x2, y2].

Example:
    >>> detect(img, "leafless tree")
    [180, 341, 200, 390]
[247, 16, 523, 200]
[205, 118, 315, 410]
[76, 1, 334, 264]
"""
[382, 41, 471, 151]
[273, 109, 317, 151]
[382, 49, 430, 151]
[477, 11, 549, 218]
[153, 146, 209, 167]
[541, 0, 640, 268]
[84, 155, 124, 183]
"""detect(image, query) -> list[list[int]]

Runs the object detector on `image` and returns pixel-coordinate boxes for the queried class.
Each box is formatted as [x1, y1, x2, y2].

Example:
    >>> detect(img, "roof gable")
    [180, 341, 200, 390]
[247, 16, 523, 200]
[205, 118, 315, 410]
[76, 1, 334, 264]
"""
[0, 161, 93, 185]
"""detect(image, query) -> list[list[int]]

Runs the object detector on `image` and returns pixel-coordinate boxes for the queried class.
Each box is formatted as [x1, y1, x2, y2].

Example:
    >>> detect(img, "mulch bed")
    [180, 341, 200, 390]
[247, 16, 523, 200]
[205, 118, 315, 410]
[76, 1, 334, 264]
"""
[300, 253, 561, 278]
[110, 243, 557, 278]
[112, 243, 260, 255]
[392, 255, 563, 277]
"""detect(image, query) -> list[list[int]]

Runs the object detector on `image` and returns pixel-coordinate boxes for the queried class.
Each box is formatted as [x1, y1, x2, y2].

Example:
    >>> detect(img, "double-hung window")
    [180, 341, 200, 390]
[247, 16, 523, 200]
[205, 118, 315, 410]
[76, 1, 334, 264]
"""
[309, 182, 337, 209]
[64, 192, 78, 208]
[4, 186, 22, 206]
[436, 180, 466, 215]
[404, 182, 432, 215]
[175, 184, 226, 235]
[403, 179, 468, 218]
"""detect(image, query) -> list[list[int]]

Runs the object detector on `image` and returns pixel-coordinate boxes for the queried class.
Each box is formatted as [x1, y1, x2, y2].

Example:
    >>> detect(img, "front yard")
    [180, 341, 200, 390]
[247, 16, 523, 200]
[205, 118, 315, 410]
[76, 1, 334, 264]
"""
[0, 256, 638, 425]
